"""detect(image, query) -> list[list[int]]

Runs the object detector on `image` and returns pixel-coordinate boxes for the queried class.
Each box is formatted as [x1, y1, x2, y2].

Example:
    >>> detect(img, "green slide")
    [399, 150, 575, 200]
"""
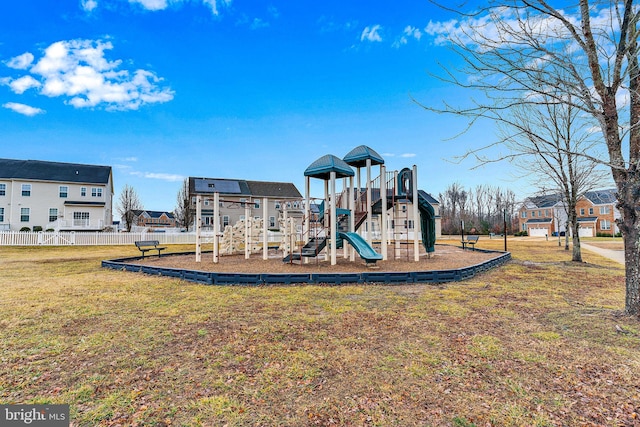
[338, 232, 383, 263]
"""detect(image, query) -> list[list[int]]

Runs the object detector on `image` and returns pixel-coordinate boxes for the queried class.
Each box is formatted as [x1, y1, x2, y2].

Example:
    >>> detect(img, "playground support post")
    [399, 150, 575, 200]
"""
[196, 194, 202, 262]
[366, 158, 372, 246]
[330, 171, 337, 266]
[244, 202, 250, 260]
[263, 197, 268, 260]
[380, 164, 388, 260]
[349, 175, 355, 262]
[213, 192, 219, 263]
[394, 170, 399, 260]
[305, 176, 310, 264]
[412, 165, 420, 262]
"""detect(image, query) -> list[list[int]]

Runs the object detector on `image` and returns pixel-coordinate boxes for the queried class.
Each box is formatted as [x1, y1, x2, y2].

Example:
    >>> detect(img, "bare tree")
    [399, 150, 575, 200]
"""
[501, 85, 608, 261]
[422, 1, 640, 316]
[117, 184, 142, 232]
[174, 178, 194, 231]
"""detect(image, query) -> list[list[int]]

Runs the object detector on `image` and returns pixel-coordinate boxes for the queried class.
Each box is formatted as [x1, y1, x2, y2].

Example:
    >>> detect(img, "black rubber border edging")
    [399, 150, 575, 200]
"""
[101, 247, 511, 286]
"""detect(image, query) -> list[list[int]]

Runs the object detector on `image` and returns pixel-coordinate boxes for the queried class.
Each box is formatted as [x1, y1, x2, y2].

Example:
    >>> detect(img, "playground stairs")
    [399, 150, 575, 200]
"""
[283, 237, 328, 262]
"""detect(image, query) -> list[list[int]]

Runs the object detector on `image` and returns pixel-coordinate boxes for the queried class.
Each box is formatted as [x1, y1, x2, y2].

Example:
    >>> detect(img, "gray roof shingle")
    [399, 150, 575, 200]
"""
[0, 158, 111, 184]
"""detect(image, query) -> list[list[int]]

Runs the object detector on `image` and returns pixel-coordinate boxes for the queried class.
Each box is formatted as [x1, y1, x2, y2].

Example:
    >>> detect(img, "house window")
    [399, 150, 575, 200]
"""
[0, 207, 4, 222]
[293, 201, 299, 209]
[20, 208, 30, 222]
[239, 215, 245, 221]
[254, 200, 260, 209]
[580, 208, 585, 215]
[538, 210, 542, 216]
[22, 184, 31, 196]
[532, 211, 536, 217]
[0, 184, 5, 196]
[601, 219, 611, 230]
[286, 202, 292, 208]
[59, 186, 68, 198]
[600, 206, 611, 214]
[275, 202, 281, 209]
[545, 209, 550, 217]
[589, 207, 594, 215]
[91, 188, 102, 198]
[240, 198, 247, 206]
[522, 224, 527, 231]
[81, 187, 87, 197]
[223, 216, 230, 227]
[49, 208, 58, 223]
[521, 211, 526, 218]
[408, 220, 414, 229]
[73, 212, 90, 226]
[269, 216, 276, 228]
[402, 205, 407, 213]
[204, 199, 210, 206]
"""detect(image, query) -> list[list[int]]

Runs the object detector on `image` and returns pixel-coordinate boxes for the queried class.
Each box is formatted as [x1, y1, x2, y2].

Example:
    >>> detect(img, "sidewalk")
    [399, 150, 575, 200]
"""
[581, 243, 625, 265]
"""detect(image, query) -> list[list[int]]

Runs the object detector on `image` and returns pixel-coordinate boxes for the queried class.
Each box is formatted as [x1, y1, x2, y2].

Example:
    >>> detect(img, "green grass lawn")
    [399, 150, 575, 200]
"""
[0, 240, 638, 426]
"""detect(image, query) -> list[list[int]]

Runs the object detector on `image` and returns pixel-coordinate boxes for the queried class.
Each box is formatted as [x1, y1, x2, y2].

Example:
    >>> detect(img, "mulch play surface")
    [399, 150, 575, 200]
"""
[131, 244, 501, 274]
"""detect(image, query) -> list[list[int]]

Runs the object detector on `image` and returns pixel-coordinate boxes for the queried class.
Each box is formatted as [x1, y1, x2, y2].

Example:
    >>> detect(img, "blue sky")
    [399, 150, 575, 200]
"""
[0, 0, 524, 211]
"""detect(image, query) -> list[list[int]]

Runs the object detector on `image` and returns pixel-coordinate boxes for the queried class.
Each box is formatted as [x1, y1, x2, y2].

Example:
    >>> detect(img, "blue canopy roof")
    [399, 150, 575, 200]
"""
[343, 145, 385, 167]
[304, 155, 355, 180]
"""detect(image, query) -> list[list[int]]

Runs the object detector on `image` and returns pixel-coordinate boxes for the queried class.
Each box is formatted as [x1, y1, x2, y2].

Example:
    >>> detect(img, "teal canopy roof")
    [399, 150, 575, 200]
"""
[304, 154, 355, 180]
[343, 145, 385, 167]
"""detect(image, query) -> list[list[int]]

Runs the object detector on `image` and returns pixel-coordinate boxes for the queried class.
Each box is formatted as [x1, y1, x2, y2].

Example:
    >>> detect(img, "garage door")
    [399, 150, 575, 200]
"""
[528, 228, 548, 237]
[578, 227, 594, 237]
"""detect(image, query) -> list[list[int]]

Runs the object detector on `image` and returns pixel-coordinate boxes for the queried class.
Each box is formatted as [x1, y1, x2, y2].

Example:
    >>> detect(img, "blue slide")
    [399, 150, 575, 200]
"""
[338, 232, 383, 264]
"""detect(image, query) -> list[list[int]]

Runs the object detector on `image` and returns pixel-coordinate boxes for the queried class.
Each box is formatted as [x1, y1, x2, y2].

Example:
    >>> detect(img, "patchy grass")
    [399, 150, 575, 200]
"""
[0, 239, 638, 426]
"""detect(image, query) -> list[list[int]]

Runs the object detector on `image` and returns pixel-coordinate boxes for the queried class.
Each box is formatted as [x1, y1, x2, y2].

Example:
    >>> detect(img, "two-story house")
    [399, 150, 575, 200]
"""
[131, 210, 177, 230]
[518, 189, 619, 237]
[0, 159, 113, 232]
[188, 177, 303, 230]
[575, 189, 620, 236]
[518, 193, 566, 237]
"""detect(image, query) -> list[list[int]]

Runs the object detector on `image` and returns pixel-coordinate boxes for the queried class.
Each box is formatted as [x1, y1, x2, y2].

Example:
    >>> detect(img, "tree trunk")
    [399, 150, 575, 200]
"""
[571, 221, 582, 263]
[619, 196, 640, 316]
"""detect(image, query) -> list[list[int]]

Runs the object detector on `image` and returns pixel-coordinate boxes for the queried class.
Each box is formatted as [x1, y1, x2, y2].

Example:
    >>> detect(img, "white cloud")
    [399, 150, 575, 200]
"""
[404, 25, 422, 41]
[129, 0, 168, 11]
[401, 153, 416, 158]
[3, 102, 45, 116]
[5, 75, 41, 94]
[361, 25, 383, 42]
[6, 52, 34, 70]
[4, 39, 174, 111]
[81, 0, 98, 12]
[202, 0, 231, 15]
[131, 171, 184, 182]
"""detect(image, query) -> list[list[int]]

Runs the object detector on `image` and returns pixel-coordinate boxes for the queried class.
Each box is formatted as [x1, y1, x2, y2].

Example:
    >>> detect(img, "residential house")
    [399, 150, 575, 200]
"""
[188, 177, 303, 230]
[0, 159, 113, 232]
[131, 210, 177, 230]
[518, 189, 619, 237]
[575, 189, 620, 236]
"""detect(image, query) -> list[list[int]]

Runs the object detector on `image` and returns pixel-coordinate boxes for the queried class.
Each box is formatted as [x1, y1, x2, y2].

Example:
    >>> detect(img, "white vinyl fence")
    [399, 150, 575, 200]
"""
[0, 231, 199, 246]
[0, 231, 290, 247]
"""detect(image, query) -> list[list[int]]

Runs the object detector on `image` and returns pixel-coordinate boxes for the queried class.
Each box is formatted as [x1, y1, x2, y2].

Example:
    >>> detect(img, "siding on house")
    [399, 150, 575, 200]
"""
[517, 189, 619, 237]
[188, 177, 303, 230]
[0, 159, 113, 231]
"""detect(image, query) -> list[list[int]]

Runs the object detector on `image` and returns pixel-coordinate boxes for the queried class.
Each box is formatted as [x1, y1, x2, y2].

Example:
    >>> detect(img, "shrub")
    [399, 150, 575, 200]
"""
[19, 227, 31, 232]
[45, 228, 55, 232]
[32, 226, 43, 232]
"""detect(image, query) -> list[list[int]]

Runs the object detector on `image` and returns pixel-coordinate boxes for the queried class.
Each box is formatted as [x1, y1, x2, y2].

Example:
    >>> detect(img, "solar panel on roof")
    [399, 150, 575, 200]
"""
[194, 179, 242, 194]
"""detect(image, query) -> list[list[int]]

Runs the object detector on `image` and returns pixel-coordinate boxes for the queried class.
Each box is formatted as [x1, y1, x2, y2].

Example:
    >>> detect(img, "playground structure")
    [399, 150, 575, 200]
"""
[192, 145, 439, 266]
[297, 145, 437, 266]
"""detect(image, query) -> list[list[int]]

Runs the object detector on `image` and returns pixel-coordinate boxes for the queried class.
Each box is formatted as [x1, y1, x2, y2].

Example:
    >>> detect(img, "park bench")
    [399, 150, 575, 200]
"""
[461, 235, 479, 250]
[135, 240, 166, 258]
